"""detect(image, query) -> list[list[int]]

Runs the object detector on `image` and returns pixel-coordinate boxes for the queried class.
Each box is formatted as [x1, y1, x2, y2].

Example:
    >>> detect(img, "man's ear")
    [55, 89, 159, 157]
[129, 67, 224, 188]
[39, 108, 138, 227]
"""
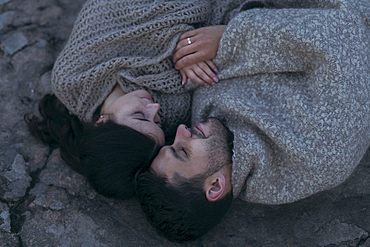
[205, 174, 226, 202]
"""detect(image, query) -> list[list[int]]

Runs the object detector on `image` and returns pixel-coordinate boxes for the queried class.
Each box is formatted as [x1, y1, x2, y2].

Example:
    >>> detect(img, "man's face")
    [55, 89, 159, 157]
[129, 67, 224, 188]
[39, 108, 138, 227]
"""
[151, 118, 233, 183]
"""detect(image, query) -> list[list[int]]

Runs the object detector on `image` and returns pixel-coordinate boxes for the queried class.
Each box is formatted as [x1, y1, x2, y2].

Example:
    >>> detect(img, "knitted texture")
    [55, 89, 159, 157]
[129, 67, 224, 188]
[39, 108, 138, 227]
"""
[192, 0, 370, 204]
[51, 0, 246, 134]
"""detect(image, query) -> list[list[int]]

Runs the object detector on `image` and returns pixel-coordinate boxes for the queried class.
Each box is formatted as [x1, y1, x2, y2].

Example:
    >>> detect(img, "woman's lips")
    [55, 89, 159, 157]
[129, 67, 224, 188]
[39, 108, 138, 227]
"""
[142, 96, 154, 103]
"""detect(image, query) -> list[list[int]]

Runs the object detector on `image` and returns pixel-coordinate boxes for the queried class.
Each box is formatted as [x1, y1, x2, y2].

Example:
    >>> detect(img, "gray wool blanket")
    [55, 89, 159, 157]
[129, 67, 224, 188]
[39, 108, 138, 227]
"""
[192, 0, 370, 204]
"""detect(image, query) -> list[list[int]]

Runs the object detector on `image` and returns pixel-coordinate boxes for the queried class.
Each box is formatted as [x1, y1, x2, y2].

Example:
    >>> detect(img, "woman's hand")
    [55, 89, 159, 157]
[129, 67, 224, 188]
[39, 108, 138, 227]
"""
[180, 60, 219, 86]
[173, 25, 226, 70]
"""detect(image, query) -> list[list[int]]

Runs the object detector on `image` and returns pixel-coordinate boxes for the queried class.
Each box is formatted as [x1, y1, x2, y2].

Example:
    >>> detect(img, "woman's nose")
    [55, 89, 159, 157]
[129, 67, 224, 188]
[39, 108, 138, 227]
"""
[145, 103, 160, 119]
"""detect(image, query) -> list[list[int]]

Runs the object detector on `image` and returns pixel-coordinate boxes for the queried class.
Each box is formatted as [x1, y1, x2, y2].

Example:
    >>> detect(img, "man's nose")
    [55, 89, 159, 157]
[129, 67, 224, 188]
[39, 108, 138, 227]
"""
[145, 103, 160, 120]
[175, 124, 192, 140]
[173, 125, 192, 147]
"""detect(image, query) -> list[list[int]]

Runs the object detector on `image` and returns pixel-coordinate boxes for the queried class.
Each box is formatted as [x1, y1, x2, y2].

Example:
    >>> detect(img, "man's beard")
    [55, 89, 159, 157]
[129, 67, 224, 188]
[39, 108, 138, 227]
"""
[191, 118, 234, 178]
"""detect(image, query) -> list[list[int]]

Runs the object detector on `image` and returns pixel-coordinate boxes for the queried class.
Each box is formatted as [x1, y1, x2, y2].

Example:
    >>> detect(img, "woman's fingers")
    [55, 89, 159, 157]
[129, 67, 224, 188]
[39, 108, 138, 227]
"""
[193, 64, 214, 85]
[197, 62, 218, 85]
[176, 53, 204, 70]
[173, 25, 226, 70]
[178, 29, 197, 42]
[174, 40, 213, 69]
[182, 62, 218, 86]
[183, 68, 205, 86]
[205, 60, 218, 73]
[172, 40, 197, 64]
[172, 30, 198, 59]
[172, 37, 190, 56]
[180, 69, 188, 85]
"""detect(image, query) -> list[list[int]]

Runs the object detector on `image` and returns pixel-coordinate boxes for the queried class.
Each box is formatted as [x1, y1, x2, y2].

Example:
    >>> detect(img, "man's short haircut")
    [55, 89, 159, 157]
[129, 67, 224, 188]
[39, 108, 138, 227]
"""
[135, 166, 233, 242]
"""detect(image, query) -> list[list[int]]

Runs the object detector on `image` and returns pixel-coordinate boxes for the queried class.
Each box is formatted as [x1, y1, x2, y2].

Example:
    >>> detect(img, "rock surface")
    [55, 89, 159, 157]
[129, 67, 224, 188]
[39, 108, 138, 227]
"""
[0, 0, 369, 246]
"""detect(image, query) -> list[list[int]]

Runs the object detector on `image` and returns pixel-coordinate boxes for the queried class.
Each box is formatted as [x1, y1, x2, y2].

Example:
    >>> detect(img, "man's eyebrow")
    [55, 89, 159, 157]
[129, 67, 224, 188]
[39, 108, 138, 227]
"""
[170, 147, 186, 162]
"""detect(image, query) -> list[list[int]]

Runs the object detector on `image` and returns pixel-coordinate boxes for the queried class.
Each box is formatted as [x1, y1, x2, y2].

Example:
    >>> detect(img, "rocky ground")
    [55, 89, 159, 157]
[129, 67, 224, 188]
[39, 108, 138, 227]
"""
[0, 0, 370, 246]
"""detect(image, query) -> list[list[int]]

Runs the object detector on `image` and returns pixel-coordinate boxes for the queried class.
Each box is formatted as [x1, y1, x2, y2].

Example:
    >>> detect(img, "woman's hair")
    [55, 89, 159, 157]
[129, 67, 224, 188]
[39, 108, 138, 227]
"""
[79, 121, 160, 198]
[24, 94, 160, 199]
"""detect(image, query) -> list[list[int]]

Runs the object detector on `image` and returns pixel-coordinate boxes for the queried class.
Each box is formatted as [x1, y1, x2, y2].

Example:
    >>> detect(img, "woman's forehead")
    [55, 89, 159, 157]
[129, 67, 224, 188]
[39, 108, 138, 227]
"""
[127, 119, 165, 145]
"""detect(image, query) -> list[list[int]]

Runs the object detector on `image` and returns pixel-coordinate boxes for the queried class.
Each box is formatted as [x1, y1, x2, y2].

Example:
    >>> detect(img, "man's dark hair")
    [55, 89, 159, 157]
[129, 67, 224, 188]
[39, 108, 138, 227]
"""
[135, 167, 233, 242]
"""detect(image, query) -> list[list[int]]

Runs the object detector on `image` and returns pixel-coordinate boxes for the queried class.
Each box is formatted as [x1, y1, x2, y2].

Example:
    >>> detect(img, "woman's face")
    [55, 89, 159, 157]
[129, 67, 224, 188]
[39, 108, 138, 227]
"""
[103, 90, 165, 145]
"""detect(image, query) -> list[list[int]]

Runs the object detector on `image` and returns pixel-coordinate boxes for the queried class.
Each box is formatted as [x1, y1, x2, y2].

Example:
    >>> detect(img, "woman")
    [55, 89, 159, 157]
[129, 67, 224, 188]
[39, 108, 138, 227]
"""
[25, 88, 164, 199]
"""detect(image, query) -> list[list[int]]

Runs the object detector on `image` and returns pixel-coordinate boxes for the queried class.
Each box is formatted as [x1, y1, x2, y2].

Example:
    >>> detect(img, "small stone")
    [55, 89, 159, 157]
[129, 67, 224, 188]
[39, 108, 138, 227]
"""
[3, 154, 32, 200]
[29, 182, 48, 197]
[33, 194, 47, 207]
[46, 224, 65, 237]
[1, 32, 28, 55]
[0, 11, 14, 30]
[4, 179, 32, 200]
[0, 202, 11, 232]
[4, 154, 29, 182]
[36, 39, 47, 47]
[316, 219, 368, 246]
[50, 200, 64, 210]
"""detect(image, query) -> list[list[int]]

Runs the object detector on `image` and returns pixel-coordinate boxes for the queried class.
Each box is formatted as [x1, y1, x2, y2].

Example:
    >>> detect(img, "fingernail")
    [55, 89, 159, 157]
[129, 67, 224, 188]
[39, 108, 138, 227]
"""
[214, 68, 219, 73]
[182, 81, 185, 86]
[204, 83, 208, 86]
[211, 82, 216, 86]
[213, 77, 219, 82]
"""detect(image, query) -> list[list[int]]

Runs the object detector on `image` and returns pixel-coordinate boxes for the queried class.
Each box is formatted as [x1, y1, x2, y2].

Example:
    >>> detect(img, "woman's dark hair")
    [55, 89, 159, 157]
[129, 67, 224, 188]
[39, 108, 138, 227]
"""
[24, 94, 85, 171]
[79, 121, 160, 198]
[25, 94, 160, 199]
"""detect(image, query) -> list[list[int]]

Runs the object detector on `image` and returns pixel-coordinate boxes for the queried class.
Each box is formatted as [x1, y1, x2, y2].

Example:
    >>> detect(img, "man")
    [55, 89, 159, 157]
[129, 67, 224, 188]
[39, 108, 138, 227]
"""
[151, 118, 233, 199]
[136, 118, 235, 241]
[136, 0, 370, 242]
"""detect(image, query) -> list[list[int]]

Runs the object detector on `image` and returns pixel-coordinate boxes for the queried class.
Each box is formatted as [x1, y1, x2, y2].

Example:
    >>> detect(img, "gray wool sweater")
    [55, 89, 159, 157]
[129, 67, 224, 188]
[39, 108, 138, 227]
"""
[192, 0, 370, 204]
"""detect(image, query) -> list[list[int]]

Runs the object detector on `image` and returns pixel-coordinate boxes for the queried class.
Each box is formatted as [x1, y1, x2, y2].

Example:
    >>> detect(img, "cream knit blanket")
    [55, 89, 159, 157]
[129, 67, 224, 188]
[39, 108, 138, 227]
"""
[51, 0, 247, 134]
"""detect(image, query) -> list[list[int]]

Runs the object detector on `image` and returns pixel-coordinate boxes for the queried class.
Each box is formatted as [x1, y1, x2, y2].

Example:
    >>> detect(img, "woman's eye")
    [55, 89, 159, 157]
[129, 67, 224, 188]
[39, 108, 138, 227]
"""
[134, 111, 147, 120]
[134, 111, 145, 116]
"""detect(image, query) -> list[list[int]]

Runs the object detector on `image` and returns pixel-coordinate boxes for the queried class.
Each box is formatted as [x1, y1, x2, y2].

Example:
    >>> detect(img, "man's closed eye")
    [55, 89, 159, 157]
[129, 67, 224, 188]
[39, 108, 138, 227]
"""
[182, 148, 188, 156]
